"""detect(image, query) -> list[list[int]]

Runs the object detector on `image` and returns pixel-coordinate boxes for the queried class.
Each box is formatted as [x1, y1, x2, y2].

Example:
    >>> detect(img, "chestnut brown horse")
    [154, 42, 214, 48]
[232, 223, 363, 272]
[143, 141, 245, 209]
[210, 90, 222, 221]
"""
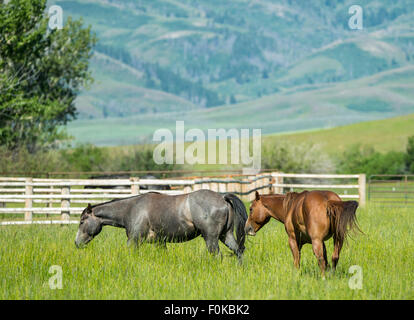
[245, 190, 360, 276]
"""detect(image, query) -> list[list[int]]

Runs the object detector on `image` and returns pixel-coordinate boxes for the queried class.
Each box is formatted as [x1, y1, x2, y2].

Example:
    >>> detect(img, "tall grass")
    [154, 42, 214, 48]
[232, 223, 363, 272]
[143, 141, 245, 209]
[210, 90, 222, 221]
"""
[0, 205, 412, 299]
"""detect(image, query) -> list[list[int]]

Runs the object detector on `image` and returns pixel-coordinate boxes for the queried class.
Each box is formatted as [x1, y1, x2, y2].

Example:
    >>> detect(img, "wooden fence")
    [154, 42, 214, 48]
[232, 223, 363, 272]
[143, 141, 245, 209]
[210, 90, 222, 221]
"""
[0, 173, 365, 225]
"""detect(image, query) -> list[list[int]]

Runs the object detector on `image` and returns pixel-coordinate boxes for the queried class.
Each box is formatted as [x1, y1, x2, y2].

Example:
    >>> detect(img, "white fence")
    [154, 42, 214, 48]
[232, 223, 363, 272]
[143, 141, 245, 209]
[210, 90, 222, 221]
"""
[271, 173, 365, 203]
[0, 173, 365, 225]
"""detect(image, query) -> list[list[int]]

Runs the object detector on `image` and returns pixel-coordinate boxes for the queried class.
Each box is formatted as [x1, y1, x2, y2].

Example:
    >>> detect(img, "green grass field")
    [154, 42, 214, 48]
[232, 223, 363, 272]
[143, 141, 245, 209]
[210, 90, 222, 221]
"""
[265, 113, 414, 155]
[1, 204, 412, 299]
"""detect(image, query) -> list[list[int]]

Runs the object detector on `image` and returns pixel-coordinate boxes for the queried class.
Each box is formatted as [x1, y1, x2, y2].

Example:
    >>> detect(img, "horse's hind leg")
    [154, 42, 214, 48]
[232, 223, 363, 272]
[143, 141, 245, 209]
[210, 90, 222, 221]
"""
[220, 231, 243, 261]
[332, 236, 343, 270]
[154, 237, 167, 250]
[203, 234, 220, 257]
[311, 238, 327, 278]
[127, 236, 139, 248]
[323, 242, 330, 270]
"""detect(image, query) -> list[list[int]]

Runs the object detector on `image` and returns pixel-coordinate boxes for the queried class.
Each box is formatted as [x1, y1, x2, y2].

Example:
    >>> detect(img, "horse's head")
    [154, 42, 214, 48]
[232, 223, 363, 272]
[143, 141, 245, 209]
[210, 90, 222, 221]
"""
[245, 191, 271, 236]
[75, 203, 103, 248]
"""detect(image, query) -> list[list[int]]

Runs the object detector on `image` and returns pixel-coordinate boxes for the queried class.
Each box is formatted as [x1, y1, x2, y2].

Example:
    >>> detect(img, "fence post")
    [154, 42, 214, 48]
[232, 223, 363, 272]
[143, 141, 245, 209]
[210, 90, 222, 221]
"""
[130, 177, 140, 195]
[218, 179, 227, 194]
[202, 178, 210, 190]
[225, 177, 232, 194]
[272, 172, 283, 194]
[248, 175, 257, 201]
[24, 178, 33, 221]
[265, 175, 272, 194]
[47, 185, 54, 218]
[235, 177, 242, 199]
[257, 174, 264, 194]
[193, 179, 201, 191]
[227, 176, 234, 194]
[358, 174, 366, 208]
[211, 181, 219, 192]
[183, 184, 193, 194]
[61, 185, 70, 221]
[241, 177, 249, 202]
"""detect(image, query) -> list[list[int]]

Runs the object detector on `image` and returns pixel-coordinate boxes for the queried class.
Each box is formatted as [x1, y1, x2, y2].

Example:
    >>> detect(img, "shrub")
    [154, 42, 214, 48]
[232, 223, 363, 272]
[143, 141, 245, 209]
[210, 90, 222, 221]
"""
[0, 146, 63, 176]
[110, 145, 177, 177]
[60, 144, 109, 172]
[336, 144, 406, 177]
[0, 143, 180, 177]
[261, 141, 335, 173]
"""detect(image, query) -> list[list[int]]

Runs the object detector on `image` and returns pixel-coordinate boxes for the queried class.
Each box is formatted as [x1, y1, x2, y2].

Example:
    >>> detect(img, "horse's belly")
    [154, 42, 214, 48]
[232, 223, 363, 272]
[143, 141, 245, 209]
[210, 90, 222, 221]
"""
[151, 222, 199, 243]
[298, 229, 333, 244]
[162, 227, 200, 242]
[166, 230, 200, 243]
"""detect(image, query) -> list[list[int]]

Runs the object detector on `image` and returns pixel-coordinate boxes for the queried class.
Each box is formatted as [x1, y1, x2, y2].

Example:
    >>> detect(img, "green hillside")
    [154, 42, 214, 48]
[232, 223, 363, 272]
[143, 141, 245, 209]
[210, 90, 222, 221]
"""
[67, 65, 414, 145]
[47, 0, 414, 126]
[96, 113, 413, 175]
[76, 52, 198, 118]
[264, 113, 414, 155]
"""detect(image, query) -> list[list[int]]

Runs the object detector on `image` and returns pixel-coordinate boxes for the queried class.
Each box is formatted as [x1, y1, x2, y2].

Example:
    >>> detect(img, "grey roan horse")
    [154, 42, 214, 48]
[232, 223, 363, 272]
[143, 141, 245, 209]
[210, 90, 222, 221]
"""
[75, 190, 248, 260]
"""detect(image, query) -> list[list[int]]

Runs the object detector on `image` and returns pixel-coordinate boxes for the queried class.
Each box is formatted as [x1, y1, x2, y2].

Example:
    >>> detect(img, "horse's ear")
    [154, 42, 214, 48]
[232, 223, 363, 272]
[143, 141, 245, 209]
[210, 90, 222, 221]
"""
[87, 203, 92, 213]
[255, 191, 260, 201]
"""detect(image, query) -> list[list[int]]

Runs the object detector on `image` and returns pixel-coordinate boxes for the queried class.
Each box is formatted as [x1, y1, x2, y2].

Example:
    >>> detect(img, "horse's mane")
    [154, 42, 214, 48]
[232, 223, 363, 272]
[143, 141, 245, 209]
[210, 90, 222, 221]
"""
[91, 191, 161, 208]
[261, 193, 285, 197]
[80, 192, 161, 218]
[282, 191, 308, 214]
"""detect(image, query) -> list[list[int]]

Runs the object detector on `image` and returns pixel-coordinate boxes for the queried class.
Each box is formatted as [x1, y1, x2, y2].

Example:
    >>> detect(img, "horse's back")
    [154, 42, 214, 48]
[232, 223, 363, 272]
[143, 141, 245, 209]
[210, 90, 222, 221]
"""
[188, 189, 228, 210]
[301, 190, 341, 240]
[131, 190, 229, 242]
[304, 190, 341, 208]
[131, 192, 196, 241]
[186, 189, 230, 227]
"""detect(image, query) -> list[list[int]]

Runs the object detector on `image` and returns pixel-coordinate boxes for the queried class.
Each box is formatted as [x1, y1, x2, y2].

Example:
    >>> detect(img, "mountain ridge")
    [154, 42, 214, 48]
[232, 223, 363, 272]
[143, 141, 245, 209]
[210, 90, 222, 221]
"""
[47, 0, 414, 144]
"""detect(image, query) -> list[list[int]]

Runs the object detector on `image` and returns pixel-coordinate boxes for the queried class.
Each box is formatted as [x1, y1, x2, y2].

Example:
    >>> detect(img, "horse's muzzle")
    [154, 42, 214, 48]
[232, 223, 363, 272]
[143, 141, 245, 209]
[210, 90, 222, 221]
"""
[75, 239, 86, 249]
[244, 224, 256, 236]
[75, 231, 91, 248]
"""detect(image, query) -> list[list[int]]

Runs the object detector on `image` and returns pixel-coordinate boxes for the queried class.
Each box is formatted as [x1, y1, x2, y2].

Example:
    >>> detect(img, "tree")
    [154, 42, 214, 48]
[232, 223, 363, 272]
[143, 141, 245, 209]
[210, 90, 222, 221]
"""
[337, 144, 406, 177]
[405, 136, 414, 173]
[0, 0, 97, 152]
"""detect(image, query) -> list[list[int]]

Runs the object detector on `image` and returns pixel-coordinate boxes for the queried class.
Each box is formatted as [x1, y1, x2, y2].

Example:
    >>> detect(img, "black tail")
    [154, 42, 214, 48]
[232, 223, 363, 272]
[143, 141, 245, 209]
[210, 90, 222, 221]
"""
[327, 200, 361, 243]
[224, 193, 248, 253]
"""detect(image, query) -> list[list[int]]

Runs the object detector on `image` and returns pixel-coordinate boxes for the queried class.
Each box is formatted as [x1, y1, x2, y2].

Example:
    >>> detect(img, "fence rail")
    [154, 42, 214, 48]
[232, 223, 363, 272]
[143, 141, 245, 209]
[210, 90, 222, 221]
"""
[368, 174, 414, 207]
[0, 172, 365, 225]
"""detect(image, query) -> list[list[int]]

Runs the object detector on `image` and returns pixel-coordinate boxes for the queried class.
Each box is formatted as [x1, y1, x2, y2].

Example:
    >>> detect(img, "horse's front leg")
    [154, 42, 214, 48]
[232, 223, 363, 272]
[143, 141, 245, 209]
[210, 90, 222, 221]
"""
[126, 224, 148, 249]
[126, 228, 137, 248]
[285, 224, 301, 269]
